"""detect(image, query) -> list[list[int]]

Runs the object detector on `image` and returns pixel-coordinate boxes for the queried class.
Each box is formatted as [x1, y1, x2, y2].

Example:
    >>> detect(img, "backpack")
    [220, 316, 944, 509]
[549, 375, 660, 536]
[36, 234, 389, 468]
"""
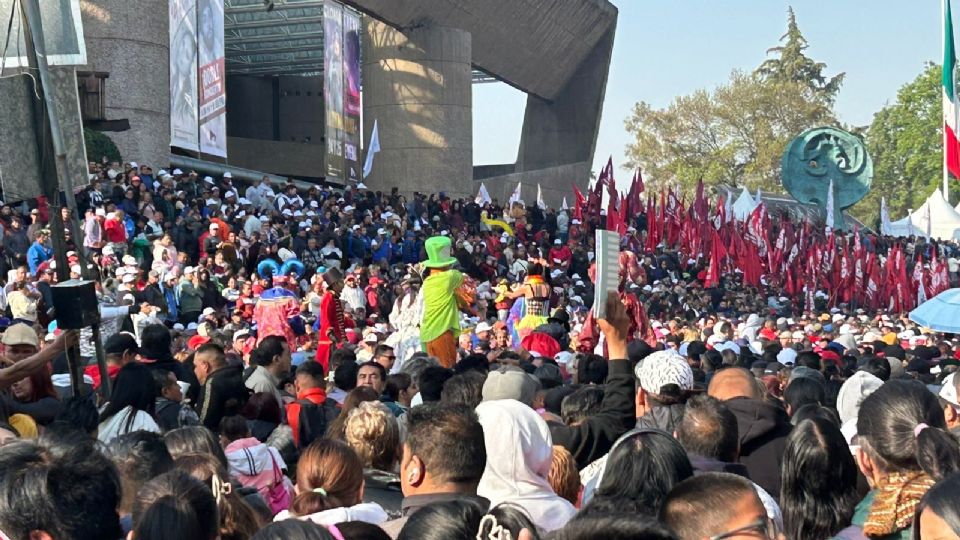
[297, 399, 332, 448]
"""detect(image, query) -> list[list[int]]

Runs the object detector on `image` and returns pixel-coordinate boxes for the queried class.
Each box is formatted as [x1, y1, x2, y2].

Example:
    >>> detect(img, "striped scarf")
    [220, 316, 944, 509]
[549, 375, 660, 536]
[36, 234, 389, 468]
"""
[863, 470, 935, 537]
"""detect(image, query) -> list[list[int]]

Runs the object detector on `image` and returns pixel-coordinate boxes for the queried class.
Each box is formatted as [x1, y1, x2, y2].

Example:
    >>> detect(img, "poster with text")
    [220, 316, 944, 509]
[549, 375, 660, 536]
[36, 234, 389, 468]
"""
[342, 9, 361, 183]
[324, 0, 344, 182]
[169, 0, 199, 152]
[198, 0, 227, 157]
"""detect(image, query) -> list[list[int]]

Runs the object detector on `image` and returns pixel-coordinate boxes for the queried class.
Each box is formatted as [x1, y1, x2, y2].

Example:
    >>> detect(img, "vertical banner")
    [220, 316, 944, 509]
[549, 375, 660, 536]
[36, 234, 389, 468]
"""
[342, 9, 362, 183]
[198, 0, 227, 157]
[324, 0, 345, 182]
[169, 0, 199, 152]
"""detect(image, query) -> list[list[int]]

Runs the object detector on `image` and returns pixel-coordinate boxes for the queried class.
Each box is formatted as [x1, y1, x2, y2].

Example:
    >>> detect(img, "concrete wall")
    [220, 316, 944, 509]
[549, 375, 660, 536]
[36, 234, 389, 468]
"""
[476, 162, 590, 209]
[80, 0, 169, 168]
[226, 137, 323, 180]
[226, 75, 275, 140]
[278, 76, 324, 144]
[362, 20, 472, 197]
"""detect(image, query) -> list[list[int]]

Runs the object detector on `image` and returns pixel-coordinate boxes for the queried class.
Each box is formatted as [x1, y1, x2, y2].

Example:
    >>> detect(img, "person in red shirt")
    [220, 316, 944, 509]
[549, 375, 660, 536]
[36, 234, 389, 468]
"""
[103, 210, 128, 257]
[548, 238, 572, 269]
[286, 359, 330, 448]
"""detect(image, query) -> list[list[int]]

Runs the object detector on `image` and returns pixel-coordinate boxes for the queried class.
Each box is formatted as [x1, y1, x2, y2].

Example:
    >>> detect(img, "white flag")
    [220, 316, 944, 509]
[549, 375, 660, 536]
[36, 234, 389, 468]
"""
[562, 197, 569, 210]
[754, 186, 762, 205]
[509, 182, 522, 205]
[475, 182, 492, 205]
[824, 178, 835, 234]
[880, 197, 891, 235]
[362, 119, 380, 178]
[924, 201, 932, 240]
[537, 184, 546, 210]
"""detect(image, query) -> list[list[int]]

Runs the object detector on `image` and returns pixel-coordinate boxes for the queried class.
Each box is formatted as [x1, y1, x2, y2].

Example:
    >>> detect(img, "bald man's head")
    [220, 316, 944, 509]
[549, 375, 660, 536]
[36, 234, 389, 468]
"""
[707, 367, 760, 401]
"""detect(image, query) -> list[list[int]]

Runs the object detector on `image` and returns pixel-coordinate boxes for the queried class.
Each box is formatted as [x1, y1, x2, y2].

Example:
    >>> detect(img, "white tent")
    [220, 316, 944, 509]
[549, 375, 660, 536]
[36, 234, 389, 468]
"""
[732, 186, 758, 221]
[887, 189, 960, 240]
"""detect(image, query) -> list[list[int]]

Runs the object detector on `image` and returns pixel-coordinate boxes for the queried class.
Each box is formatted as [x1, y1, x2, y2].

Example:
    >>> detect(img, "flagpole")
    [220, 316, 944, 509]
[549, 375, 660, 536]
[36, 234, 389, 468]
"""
[946, 0, 951, 199]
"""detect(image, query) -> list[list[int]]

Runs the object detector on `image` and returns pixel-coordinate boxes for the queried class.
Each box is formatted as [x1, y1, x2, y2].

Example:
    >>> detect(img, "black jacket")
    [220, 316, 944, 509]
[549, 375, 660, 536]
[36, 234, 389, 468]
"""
[196, 364, 250, 432]
[138, 283, 168, 314]
[724, 397, 791, 499]
[550, 358, 635, 469]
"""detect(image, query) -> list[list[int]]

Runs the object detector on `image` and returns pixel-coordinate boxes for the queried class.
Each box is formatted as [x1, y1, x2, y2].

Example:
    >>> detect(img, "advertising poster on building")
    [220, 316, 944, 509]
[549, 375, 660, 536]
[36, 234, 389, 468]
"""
[198, 0, 227, 157]
[324, 0, 344, 182]
[342, 8, 362, 183]
[169, 0, 199, 152]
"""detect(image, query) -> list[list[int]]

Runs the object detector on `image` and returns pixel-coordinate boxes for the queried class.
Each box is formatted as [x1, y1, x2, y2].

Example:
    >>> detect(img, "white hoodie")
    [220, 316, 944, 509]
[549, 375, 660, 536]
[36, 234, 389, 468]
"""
[273, 502, 388, 527]
[476, 399, 575, 532]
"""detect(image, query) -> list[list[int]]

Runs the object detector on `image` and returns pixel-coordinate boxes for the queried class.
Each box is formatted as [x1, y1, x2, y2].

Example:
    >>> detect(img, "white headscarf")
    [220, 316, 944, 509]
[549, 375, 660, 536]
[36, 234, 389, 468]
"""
[476, 400, 575, 532]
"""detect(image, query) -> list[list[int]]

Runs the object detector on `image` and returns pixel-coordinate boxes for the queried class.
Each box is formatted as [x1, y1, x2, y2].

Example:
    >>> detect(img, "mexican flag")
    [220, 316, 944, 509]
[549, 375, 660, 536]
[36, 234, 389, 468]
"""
[945, 0, 960, 178]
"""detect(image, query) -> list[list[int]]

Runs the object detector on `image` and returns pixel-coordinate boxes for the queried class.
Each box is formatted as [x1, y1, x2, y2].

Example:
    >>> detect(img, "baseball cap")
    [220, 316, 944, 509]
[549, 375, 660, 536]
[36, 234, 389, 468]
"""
[633, 350, 694, 397]
[104, 333, 139, 356]
[1, 323, 38, 348]
[475, 322, 492, 334]
[481, 366, 541, 406]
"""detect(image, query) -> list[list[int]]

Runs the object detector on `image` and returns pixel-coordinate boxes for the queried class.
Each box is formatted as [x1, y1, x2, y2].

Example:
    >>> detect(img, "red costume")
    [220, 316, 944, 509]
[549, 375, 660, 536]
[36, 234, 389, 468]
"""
[315, 290, 345, 372]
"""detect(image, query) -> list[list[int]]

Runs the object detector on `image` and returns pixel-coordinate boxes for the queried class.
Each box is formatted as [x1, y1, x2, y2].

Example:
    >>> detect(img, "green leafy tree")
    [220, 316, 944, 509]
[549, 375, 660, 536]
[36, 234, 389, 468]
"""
[624, 8, 840, 193]
[755, 7, 845, 105]
[851, 63, 942, 224]
[83, 128, 122, 163]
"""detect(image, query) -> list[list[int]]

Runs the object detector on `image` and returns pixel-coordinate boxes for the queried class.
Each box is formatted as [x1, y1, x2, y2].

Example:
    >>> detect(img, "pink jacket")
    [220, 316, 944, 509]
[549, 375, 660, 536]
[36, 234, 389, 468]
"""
[225, 437, 287, 501]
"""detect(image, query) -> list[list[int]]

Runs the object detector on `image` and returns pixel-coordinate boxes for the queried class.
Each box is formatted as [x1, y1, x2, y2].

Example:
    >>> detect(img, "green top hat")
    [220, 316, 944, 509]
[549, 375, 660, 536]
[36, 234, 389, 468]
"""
[423, 236, 458, 268]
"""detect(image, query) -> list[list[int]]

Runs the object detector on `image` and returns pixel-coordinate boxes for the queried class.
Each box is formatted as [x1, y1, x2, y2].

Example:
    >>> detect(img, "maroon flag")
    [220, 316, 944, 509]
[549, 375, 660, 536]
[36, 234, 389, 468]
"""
[573, 184, 586, 221]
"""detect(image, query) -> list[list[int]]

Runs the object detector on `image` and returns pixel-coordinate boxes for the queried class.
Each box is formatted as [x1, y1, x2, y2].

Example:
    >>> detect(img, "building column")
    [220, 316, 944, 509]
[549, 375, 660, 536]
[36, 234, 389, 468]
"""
[362, 20, 472, 197]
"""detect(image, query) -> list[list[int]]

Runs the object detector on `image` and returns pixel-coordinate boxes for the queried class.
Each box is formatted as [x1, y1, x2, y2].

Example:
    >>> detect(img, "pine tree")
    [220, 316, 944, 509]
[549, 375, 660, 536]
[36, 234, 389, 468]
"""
[755, 7, 845, 104]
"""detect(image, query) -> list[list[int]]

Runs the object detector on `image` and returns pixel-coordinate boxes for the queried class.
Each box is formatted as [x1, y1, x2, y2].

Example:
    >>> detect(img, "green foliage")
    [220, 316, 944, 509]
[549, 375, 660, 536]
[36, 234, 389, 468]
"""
[623, 8, 841, 194]
[755, 7, 845, 105]
[850, 63, 942, 224]
[83, 128, 122, 164]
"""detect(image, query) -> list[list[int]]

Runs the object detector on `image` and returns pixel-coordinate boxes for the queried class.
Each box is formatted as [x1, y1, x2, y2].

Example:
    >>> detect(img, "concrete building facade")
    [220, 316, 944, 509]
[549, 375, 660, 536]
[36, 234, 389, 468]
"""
[80, 0, 170, 169]
[362, 20, 472, 196]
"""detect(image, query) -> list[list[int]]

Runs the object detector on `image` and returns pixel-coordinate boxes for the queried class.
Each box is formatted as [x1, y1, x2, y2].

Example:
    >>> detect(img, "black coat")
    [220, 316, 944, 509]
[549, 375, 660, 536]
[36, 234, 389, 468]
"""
[724, 397, 792, 500]
[550, 358, 635, 469]
[196, 364, 250, 432]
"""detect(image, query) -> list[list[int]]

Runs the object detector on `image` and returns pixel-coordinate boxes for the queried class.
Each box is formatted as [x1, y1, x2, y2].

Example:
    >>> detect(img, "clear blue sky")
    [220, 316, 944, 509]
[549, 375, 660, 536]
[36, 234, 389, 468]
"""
[473, 0, 946, 188]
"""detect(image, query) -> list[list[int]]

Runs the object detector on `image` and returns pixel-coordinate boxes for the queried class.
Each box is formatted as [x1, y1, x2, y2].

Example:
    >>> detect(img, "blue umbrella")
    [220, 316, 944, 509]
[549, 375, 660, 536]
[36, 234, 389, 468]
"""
[909, 289, 960, 333]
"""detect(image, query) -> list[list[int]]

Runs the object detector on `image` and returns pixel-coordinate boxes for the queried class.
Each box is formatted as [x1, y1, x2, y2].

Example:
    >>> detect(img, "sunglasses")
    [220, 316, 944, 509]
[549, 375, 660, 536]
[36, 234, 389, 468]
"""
[708, 517, 777, 540]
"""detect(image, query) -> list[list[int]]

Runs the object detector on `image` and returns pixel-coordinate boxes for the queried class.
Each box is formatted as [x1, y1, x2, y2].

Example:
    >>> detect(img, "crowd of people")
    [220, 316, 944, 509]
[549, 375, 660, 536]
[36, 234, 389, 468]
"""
[0, 159, 959, 539]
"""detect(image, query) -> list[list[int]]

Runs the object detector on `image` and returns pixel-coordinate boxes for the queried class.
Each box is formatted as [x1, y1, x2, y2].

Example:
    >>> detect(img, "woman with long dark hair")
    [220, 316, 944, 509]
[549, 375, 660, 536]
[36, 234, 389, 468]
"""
[844, 380, 960, 538]
[580, 428, 694, 518]
[98, 362, 160, 443]
[780, 417, 859, 540]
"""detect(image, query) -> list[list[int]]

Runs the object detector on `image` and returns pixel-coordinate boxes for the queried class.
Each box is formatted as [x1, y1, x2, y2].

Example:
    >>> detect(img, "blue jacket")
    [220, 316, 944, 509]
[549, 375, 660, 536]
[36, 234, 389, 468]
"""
[373, 239, 394, 263]
[27, 241, 52, 275]
[402, 239, 421, 264]
[162, 284, 179, 322]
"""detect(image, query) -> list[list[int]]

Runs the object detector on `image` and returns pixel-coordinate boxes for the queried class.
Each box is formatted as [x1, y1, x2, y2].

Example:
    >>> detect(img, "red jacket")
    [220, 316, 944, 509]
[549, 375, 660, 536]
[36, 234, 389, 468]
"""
[104, 219, 126, 243]
[286, 387, 328, 447]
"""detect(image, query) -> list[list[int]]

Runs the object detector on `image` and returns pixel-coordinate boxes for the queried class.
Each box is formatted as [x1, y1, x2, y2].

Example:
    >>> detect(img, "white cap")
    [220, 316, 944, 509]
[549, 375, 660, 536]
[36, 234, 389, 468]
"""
[310, 200, 319, 208]
[173, 323, 185, 331]
[70, 265, 82, 274]
[941, 374, 960, 407]
[357, 182, 367, 189]
[202, 307, 216, 316]
[475, 321, 492, 333]
[377, 228, 387, 235]
[225, 191, 236, 198]
[122, 255, 137, 266]
[103, 245, 115, 255]
[95, 207, 106, 217]
[130, 161, 139, 168]
[203, 176, 214, 184]
[223, 171, 233, 178]
[554, 239, 561, 245]
[343, 206, 354, 213]
[238, 198, 252, 205]
[172, 168, 183, 175]
[121, 273, 135, 283]
[183, 266, 195, 274]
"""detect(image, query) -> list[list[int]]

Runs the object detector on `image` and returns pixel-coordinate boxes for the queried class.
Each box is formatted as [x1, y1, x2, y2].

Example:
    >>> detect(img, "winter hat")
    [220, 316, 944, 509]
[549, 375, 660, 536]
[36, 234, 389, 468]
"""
[836, 371, 883, 425]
